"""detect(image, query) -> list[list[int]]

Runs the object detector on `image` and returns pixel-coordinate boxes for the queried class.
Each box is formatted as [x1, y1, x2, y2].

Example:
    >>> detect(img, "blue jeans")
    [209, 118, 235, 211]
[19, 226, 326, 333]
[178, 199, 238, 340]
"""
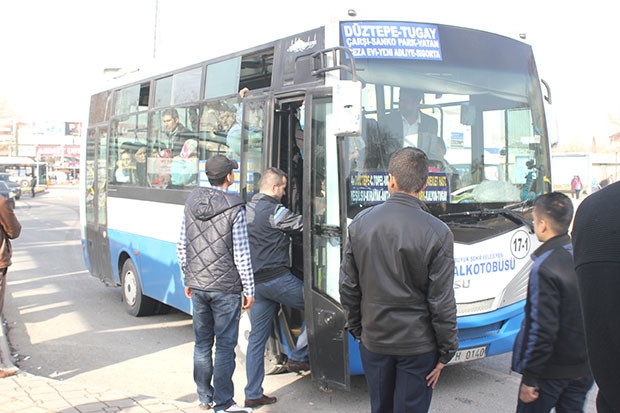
[244, 272, 307, 399]
[191, 289, 242, 412]
[360, 343, 436, 413]
[516, 374, 594, 413]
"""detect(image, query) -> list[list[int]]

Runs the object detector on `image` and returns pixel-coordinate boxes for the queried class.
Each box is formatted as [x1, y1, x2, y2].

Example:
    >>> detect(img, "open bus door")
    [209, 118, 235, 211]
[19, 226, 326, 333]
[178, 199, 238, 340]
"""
[303, 89, 351, 391]
[83, 127, 114, 285]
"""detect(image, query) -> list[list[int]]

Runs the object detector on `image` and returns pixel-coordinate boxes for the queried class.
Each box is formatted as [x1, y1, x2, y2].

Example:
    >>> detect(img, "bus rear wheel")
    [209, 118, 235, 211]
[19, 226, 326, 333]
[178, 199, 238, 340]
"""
[121, 259, 157, 317]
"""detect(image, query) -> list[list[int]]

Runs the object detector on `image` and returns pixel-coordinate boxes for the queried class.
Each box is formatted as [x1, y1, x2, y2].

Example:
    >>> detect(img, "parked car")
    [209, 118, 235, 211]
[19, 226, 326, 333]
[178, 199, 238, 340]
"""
[0, 173, 21, 200]
[0, 181, 16, 209]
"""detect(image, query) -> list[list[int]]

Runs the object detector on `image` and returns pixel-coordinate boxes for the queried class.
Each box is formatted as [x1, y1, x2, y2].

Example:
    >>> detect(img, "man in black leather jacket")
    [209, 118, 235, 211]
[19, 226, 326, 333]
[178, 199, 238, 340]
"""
[340, 147, 458, 413]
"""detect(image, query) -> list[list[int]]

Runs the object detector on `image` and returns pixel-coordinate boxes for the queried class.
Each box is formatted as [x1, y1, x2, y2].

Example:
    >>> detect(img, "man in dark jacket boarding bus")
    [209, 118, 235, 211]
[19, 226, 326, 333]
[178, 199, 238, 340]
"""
[340, 147, 458, 413]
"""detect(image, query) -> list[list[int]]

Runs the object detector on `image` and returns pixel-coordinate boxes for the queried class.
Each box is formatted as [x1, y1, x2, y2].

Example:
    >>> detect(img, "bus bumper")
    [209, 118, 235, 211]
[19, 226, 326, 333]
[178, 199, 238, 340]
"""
[347, 300, 525, 375]
[456, 300, 525, 357]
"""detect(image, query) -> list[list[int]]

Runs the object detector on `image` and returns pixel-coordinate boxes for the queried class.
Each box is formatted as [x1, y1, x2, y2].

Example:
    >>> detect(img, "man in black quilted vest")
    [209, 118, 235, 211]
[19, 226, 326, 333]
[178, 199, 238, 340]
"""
[178, 155, 255, 413]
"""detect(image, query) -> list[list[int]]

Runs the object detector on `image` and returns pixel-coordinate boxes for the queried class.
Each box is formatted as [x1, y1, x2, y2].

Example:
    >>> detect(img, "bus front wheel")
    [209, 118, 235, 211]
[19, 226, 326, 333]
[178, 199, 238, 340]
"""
[121, 259, 157, 317]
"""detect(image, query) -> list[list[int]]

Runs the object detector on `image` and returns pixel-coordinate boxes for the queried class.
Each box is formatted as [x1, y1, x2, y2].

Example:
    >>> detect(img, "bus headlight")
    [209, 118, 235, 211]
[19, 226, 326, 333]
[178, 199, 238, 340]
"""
[456, 298, 495, 316]
[497, 258, 532, 308]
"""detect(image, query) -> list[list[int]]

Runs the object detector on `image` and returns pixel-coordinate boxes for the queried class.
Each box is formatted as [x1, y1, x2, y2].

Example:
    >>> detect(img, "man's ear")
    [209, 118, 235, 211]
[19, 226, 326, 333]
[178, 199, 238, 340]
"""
[538, 218, 548, 234]
[388, 174, 397, 190]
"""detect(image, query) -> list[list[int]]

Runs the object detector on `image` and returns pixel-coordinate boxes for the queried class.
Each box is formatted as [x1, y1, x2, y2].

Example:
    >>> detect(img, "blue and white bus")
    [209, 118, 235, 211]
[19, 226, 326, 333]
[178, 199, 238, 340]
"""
[81, 14, 553, 390]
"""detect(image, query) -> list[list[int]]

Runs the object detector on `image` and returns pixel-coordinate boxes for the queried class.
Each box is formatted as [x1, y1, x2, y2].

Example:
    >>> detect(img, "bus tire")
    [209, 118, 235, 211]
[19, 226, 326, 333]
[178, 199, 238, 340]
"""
[121, 259, 157, 317]
[264, 335, 288, 375]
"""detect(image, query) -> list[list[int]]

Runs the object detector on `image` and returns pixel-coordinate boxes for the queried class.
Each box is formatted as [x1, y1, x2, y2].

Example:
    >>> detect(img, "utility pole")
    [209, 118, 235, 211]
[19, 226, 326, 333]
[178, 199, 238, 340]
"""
[13, 121, 19, 157]
[153, 0, 159, 59]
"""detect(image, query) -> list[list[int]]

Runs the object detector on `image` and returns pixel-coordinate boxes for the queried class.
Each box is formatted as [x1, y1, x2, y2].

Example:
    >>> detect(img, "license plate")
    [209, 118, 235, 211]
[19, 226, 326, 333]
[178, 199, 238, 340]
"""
[448, 345, 487, 364]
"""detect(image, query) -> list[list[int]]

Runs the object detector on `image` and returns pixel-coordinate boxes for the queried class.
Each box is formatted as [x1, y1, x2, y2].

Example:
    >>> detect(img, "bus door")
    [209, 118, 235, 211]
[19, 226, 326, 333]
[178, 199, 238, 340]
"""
[303, 90, 350, 390]
[84, 127, 114, 285]
[263, 96, 307, 372]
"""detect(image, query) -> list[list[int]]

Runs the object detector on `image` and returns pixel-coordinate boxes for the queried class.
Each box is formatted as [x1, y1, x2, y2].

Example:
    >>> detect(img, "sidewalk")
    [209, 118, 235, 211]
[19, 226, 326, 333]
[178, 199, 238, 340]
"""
[0, 316, 203, 413]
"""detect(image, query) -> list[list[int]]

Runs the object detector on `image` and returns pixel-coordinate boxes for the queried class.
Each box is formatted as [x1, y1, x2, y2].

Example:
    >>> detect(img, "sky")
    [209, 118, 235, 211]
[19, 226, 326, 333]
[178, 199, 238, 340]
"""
[1, 0, 619, 146]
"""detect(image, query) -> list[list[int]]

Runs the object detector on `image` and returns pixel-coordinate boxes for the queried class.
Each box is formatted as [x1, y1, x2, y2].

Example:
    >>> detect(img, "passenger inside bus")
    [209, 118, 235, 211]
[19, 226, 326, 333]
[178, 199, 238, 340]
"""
[225, 87, 249, 159]
[133, 145, 147, 186]
[170, 139, 199, 187]
[113, 144, 135, 184]
[198, 100, 237, 159]
[161, 108, 191, 157]
[379, 88, 446, 165]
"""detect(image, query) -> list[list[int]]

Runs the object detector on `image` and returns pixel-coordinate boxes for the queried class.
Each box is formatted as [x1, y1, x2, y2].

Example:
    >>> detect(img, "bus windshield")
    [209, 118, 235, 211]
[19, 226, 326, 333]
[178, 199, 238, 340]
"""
[342, 24, 550, 218]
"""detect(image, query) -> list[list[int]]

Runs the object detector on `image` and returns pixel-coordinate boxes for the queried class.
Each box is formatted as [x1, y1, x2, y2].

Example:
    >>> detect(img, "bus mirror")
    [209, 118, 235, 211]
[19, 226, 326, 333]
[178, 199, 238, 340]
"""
[333, 81, 362, 136]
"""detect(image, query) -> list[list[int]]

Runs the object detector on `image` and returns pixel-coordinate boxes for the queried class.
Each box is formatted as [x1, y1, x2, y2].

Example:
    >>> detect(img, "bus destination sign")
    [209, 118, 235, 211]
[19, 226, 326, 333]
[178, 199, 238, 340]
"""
[341, 21, 442, 60]
[349, 171, 449, 206]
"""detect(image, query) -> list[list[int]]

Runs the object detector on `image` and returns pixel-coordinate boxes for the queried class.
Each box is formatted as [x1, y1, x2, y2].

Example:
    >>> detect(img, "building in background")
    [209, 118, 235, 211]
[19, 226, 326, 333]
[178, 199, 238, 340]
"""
[0, 119, 82, 184]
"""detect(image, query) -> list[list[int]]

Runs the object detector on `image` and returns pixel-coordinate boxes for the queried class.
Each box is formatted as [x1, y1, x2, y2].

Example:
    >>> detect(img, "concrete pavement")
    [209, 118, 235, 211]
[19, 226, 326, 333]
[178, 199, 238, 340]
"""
[0, 315, 204, 413]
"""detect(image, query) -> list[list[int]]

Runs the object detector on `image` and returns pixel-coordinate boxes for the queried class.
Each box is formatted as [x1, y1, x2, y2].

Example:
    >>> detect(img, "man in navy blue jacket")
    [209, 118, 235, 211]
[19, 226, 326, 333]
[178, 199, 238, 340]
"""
[512, 192, 593, 412]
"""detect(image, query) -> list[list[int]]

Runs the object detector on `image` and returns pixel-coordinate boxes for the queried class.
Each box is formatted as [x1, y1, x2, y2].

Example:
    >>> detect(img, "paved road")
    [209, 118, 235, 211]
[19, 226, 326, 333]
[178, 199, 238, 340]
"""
[0, 186, 598, 412]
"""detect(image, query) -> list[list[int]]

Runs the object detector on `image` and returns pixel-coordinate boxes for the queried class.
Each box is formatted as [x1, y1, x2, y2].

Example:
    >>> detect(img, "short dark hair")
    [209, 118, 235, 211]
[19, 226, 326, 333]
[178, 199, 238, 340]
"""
[259, 167, 287, 191]
[399, 88, 424, 103]
[208, 175, 226, 186]
[533, 192, 573, 234]
[162, 108, 179, 119]
[388, 147, 429, 193]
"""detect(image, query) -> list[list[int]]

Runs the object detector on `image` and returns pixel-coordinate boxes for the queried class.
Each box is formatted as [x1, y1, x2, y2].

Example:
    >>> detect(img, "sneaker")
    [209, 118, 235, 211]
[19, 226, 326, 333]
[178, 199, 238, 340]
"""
[224, 403, 253, 412]
[199, 401, 213, 410]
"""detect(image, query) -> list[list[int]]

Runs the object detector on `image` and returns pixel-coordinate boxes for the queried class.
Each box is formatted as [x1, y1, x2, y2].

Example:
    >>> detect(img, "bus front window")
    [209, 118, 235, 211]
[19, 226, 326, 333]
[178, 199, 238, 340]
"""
[345, 56, 550, 218]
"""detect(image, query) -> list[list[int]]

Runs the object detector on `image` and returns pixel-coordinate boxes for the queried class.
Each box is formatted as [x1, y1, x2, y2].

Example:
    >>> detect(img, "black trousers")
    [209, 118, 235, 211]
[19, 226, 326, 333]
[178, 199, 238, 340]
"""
[360, 342, 436, 413]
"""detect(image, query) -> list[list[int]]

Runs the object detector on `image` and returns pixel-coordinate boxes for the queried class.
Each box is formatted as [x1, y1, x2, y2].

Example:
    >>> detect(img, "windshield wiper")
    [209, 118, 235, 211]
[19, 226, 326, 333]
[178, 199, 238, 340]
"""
[445, 221, 494, 230]
[440, 207, 533, 233]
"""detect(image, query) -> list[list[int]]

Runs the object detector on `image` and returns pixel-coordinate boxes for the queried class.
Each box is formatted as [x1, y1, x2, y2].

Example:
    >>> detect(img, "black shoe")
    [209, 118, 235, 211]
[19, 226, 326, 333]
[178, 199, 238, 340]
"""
[287, 359, 310, 372]
[245, 394, 277, 407]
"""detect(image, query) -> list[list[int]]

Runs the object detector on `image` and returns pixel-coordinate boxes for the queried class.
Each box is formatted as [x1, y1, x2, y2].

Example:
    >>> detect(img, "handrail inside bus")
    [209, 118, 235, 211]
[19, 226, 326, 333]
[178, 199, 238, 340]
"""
[311, 46, 358, 82]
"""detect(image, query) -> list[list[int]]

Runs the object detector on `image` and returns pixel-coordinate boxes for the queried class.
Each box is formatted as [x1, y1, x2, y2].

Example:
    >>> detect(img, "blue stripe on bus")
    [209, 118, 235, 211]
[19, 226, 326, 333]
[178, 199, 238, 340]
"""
[456, 300, 525, 356]
[346, 300, 526, 375]
[107, 228, 192, 315]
